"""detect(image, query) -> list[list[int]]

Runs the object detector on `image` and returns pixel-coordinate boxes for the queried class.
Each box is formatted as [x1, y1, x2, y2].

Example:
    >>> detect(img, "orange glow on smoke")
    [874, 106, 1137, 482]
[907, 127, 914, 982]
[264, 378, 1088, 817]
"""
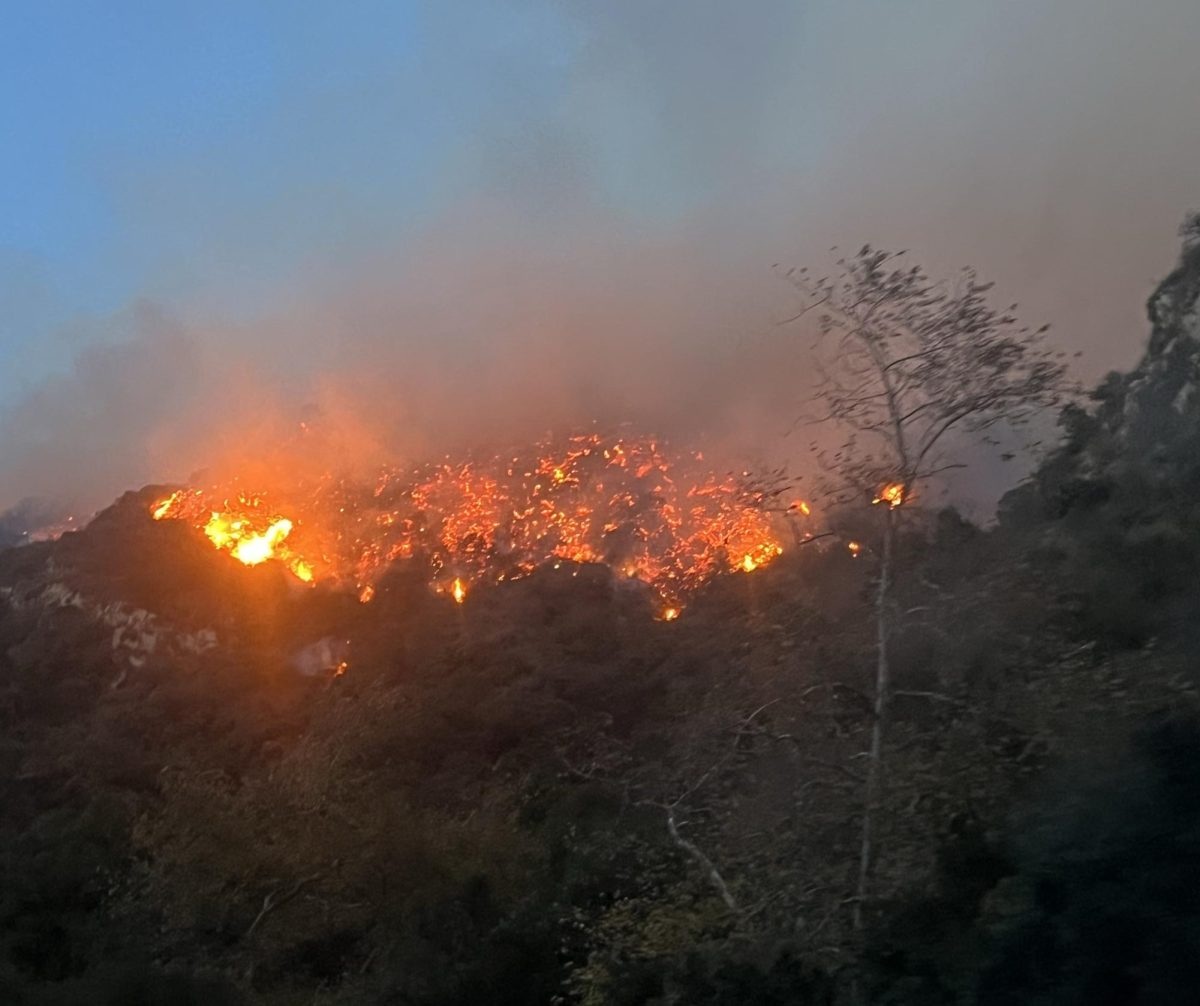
[149, 431, 789, 611]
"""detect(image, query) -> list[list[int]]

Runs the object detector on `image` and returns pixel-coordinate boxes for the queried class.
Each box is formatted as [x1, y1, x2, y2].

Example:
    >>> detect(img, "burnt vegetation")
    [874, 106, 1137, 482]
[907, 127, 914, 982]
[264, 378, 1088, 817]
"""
[4, 226, 1200, 1005]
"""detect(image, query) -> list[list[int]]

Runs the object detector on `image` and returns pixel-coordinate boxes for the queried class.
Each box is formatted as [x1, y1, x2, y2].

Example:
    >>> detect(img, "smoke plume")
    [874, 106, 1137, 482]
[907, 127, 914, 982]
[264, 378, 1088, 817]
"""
[2, 0, 1198, 515]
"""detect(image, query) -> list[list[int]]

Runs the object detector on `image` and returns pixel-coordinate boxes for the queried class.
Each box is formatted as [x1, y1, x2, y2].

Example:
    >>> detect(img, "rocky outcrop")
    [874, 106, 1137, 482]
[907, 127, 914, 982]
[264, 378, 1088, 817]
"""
[999, 219, 1200, 646]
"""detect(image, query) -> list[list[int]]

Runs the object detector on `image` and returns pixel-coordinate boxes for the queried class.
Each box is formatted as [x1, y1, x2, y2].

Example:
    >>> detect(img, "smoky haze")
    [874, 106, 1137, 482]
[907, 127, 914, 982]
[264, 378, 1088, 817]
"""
[2, 0, 1198, 517]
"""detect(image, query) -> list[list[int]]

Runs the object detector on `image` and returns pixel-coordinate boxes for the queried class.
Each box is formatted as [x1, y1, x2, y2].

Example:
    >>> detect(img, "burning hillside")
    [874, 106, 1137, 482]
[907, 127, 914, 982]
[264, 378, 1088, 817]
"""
[149, 431, 801, 613]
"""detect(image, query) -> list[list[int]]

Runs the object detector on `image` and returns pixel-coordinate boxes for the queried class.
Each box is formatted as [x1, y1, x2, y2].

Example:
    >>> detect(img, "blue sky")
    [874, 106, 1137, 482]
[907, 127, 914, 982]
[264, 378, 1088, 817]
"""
[3, 4, 445, 375]
[0, 1, 811, 400]
[0, 2, 601, 385]
[2, 1, 1199, 508]
[4, 6, 280, 312]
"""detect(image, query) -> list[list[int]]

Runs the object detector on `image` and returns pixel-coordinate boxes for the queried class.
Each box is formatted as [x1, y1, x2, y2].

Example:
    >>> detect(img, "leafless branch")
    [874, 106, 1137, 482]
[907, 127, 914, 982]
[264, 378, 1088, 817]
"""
[665, 805, 738, 910]
[244, 872, 323, 940]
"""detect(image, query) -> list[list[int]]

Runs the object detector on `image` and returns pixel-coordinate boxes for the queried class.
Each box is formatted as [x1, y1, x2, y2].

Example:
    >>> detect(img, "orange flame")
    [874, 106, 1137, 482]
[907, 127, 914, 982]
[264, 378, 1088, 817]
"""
[873, 483, 905, 509]
[847, 540, 862, 557]
[152, 490, 314, 584]
[149, 432, 786, 605]
[152, 490, 182, 520]
[219, 516, 292, 566]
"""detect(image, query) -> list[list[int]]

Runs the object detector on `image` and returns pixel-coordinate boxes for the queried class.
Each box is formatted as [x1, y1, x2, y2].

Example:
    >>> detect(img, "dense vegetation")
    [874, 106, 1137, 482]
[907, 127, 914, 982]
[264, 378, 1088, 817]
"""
[4, 229, 1200, 1004]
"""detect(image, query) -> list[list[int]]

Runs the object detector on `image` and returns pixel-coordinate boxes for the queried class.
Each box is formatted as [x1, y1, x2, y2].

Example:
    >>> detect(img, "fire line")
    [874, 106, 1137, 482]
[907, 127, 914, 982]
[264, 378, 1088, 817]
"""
[150, 432, 803, 612]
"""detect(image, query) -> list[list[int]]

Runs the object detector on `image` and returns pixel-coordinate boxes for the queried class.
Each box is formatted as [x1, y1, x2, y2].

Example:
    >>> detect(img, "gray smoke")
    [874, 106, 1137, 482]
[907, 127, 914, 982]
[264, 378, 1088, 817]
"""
[2, 0, 1198, 515]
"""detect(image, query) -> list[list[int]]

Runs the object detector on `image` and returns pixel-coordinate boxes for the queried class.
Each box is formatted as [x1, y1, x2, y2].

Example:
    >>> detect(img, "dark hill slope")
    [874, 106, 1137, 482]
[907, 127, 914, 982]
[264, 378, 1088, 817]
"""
[4, 232, 1200, 1004]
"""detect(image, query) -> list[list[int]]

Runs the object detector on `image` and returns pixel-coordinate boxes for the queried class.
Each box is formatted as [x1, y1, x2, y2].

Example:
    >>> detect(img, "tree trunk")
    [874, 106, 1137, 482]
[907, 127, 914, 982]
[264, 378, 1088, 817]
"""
[854, 504, 893, 931]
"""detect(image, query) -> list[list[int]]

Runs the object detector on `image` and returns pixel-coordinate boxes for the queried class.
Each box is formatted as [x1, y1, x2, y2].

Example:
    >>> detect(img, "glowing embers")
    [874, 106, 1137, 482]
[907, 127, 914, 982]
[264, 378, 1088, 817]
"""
[148, 431, 792, 607]
[383, 431, 793, 605]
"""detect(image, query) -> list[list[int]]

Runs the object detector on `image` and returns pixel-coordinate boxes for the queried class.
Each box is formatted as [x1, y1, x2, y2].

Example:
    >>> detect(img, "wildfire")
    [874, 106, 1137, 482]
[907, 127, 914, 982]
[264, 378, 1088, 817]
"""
[152, 491, 181, 520]
[152, 489, 316, 584]
[739, 546, 782, 573]
[873, 482, 905, 509]
[213, 515, 292, 566]
[847, 540, 862, 557]
[149, 431, 795, 610]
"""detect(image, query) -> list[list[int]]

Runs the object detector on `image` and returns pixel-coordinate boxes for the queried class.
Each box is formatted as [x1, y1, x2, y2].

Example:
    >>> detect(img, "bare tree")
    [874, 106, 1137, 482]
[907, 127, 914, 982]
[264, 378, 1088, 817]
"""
[780, 245, 1070, 929]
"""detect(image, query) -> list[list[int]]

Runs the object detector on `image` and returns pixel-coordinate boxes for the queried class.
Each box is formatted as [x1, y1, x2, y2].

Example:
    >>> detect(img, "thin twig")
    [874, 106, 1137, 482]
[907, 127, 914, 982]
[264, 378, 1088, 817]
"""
[244, 873, 323, 940]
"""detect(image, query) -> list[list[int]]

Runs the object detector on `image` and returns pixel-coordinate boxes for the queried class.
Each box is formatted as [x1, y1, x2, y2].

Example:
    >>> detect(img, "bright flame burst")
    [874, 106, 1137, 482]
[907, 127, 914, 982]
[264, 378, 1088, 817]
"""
[152, 490, 316, 584]
[873, 482, 906, 509]
[209, 514, 292, 567]
[150, 432, 794, 611]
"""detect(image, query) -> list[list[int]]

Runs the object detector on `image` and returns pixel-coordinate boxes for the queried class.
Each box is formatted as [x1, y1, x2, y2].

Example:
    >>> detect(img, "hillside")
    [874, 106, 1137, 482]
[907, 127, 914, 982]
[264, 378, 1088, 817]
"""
[5, 232, 1200, 1005]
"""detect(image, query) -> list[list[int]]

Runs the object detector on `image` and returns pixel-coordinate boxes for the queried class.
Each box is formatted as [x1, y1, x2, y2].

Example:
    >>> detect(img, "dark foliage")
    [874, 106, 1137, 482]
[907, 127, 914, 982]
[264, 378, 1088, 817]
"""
[864, 716, 1200, 1005]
